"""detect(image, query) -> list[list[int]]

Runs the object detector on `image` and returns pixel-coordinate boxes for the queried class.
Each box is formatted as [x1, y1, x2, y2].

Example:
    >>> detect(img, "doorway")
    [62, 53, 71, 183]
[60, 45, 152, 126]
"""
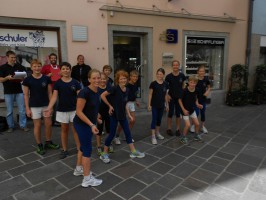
[113, 35, 143, 100]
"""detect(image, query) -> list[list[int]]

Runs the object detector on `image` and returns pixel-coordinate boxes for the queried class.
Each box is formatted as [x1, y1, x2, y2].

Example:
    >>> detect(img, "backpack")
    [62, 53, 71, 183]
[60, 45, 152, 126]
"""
[0, 116, 8, 132]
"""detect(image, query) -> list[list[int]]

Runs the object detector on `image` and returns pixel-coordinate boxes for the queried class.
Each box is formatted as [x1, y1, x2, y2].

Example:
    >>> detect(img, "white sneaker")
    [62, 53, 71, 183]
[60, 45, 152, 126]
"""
[156, 132, 164, 140]
[130, 150, 145, 158]
[100, 153, 111, 164]
[114, 137, 121, 145]
[190, 124, 195, 133]
[151, 137, 157, 145]
[73, 167, 84, 176]
[81, 175, 103, 187]
[201, 126, 208, 134]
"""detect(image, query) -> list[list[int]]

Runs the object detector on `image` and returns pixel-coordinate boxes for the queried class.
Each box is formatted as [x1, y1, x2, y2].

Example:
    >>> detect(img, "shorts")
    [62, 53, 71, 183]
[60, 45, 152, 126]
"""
[31, 107, 49, 119]
[182, 111, 197, 121]
[126, 101, 136, 112]
[56, 111, 76, 123]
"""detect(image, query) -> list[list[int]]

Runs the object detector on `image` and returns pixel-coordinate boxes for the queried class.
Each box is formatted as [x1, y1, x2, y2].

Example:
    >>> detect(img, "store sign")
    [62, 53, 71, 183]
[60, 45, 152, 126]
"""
[0, 29, 58, 47]
[187, 37, 224, 46]
[160, 29, 178, 44]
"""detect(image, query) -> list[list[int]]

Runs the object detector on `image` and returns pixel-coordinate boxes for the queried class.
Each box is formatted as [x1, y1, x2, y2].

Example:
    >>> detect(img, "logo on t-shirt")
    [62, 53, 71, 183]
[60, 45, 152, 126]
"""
[179, 78, 183, 83]
[71, 85, 76, 92]
[42, 82, 47, 87]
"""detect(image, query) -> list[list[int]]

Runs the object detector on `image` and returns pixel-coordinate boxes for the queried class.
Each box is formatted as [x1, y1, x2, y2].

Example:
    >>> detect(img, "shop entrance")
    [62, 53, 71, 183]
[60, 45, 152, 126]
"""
[113, 34, 143, 101]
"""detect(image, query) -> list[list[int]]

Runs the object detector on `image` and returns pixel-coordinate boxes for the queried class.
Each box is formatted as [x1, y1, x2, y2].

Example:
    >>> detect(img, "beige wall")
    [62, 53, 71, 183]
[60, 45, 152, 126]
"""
[0, 0, 249, 89]
[0, 0, 109, 69]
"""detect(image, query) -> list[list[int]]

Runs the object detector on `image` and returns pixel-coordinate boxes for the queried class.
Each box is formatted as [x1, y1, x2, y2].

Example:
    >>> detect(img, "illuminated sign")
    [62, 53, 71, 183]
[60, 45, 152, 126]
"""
[160, 29, 178, 44]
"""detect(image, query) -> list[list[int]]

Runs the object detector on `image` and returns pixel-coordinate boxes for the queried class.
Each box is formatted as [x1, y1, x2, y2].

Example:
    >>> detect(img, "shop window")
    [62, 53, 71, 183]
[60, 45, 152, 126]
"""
[185, 36, 225, 89]
[259, 47, 266, 64]
[0, 28, 59, 71]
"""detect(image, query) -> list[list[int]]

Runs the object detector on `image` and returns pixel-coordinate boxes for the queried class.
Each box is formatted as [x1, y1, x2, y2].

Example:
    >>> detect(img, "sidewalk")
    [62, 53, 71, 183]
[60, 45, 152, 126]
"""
[1, 103, 266, 200]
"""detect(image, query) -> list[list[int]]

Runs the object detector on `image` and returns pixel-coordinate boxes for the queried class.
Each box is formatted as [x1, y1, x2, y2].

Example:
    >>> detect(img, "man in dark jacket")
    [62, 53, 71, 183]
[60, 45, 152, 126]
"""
[71, 55, 91, 88]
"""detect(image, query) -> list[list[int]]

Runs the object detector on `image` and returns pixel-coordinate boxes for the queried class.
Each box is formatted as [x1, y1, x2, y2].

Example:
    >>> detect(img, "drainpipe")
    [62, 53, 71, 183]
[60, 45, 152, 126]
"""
[246, 0, 254, 68]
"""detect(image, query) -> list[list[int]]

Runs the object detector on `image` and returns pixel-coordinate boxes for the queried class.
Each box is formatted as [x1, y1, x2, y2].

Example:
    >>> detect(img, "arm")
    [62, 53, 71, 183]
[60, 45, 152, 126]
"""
[100, 91, 113, 115]
[44, 90, 58, 116]
[196, 98, 203, 109]
[165, 94, 169, 112]
[76, 98, 99, 134]
[178, 98, 189, 116]
[204, 85, 211, 97]
[148, 88, 153, 111]
[126, 103, 133, 121]
[47, 84, 53, 100]
[0, 75, 14, 83]
[23, 86, 32, 118]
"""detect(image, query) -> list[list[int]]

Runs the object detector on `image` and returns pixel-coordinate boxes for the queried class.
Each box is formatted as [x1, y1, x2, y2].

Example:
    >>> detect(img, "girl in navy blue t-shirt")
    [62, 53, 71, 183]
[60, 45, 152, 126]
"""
[148, 68, 169, 145]
[96, 72, 111, 155]
[191, 65, 211, 134]
[73, 69, 102, 187]
[22, 59, 59, 155]
[100, 70, 145, 164]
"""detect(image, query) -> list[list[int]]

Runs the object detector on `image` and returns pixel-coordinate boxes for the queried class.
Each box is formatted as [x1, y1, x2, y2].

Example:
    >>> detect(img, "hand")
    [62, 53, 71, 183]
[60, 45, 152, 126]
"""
[48, 73, 52, 77]
[6, 75, 13, 81]
[91, 125, 99, 135]
[148, 105, 151, 111]
[136, 101, 140, 108]
[128, 115, 133, 122]
[197, 104, 203, 109]
[108, 106, 114, 115]
[183, 109, 189, 116]
[165, 106, 169, 112]
[26, 108, 32, 118]
[43, 108, 53, 117]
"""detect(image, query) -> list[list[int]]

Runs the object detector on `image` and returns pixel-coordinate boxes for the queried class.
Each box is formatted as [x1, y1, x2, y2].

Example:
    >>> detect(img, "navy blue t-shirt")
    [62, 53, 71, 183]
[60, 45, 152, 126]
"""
[165, 73, 186, 99]
[53, 78, 81, 112]
[107, 85, 128, 120]
[149, 81, 168, 109]
[73, 87, 100, 125]
[179, 87, 199, 115]
[196, 76, 210, 102]
[127, 83, 138, 101]
[98, 85, 111, 117]
[22, 75, 51, 107]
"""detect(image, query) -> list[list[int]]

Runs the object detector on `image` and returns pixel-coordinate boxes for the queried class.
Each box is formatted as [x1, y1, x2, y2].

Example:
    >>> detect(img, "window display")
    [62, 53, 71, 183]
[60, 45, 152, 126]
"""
[185, 36, 225, 89]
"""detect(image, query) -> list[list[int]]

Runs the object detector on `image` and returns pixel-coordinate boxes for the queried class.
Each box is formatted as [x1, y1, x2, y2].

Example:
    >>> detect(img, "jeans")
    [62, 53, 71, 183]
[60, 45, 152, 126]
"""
[4, 93, 27, 128]
[151, 107, 164, 129]
[195, 102, 206, 122]
[104, 116, 133, 146]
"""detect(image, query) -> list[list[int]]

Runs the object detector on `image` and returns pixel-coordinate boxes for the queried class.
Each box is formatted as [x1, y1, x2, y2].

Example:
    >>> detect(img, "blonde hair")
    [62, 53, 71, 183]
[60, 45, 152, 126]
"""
[130, 70, 139, 76]
[88, 69, 101, 79]
[31, 59, 42, 67]
[188, 75, 198, 83]
[114, 70, 128, 85]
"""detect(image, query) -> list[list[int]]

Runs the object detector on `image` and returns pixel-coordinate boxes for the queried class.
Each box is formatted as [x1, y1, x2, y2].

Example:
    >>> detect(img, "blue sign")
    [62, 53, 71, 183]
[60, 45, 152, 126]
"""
[166, 29, 178, 43]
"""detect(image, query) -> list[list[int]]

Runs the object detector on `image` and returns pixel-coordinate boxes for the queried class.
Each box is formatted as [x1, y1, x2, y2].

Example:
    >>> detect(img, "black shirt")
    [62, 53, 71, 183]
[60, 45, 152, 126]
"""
[196, 76, 210, 102]
[127, 83, 138, 101]
[71, 64, 91, 87]
[53, 79, 81, 112]
[98, 85, 111, 117]
[73, 87, 100, 125]
[107, 77, 114, 88]
[149, 81, 168, 109]
[22, 75, 51, 107]
[165, 72, 186, 99]
[0, 63, 26, 94]
[180, 87, 199, 115]
[107, 85, 128, 120]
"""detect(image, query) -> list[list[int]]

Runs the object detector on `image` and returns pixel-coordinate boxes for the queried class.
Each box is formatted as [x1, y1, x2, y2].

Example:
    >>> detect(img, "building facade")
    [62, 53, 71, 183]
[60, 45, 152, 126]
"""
[0, 0, 250, 104]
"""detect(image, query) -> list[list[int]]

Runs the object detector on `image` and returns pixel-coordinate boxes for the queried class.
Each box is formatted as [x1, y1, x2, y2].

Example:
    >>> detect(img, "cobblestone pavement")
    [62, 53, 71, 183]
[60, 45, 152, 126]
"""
[1, 103, 266, 200]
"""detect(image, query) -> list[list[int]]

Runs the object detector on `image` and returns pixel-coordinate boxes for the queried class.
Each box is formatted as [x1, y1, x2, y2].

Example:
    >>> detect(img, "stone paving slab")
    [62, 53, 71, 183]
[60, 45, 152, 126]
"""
[0, 104, 266, 199]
